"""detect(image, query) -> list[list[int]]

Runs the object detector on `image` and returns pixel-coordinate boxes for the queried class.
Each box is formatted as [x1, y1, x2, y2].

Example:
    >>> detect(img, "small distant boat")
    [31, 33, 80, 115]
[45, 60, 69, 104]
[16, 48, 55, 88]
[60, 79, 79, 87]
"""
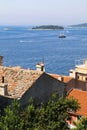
[3, 28, 10, 31]
[59, 33, 66, 38]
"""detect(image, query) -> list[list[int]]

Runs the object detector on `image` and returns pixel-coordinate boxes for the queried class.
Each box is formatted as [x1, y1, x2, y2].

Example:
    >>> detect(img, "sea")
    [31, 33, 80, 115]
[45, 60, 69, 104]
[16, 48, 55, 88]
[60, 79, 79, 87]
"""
[0, 26, 87, 75]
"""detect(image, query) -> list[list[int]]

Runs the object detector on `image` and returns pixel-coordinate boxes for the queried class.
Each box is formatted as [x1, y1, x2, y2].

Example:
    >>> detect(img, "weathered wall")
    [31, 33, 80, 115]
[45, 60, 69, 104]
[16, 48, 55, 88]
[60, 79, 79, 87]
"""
[0, 95, 14, 109]
[66, 78, 87, 93]
[75, 80, 87, 91]
[66, 79, 76, 93]
[20, 73, 66, 107]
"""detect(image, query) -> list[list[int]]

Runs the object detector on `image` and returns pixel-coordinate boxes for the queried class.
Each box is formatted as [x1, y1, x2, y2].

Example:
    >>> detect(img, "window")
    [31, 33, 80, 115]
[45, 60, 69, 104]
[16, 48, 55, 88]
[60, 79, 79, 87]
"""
[85, 77, 87, 81]
[77, 76, 79, 79]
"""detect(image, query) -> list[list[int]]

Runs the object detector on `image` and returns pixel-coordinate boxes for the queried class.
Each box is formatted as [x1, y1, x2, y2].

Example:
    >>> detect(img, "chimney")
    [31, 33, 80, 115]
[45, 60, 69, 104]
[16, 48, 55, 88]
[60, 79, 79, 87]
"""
[0, 83, 8, 96]
[69, 69, 75, 78]
[61, 77, 64, 82]
[58, 76, 64, 82]
[0, 76, 8, 96]
[0, 56, 3, 66]
[36, 62, 45, 72]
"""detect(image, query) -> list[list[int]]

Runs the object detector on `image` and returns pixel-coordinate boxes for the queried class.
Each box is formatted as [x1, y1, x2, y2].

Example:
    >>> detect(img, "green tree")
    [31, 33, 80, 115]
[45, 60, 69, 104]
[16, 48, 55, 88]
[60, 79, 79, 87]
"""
[66, 97, 80, 112]
[0, 93, 80, 130]
[0, 99, 24, 130]
[34, 94, 80, 130]
[73, 117, 87, 130]
[21, 98, 37, 130]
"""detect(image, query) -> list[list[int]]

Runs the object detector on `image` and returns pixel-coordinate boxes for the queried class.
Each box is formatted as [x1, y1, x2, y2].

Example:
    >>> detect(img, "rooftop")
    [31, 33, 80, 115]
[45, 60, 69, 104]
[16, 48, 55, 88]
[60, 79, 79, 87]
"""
[75, 59, 87, 69]
[49, 74, 72, 83]
[0, 66, 43, 98]
[67, 89, 87, 116]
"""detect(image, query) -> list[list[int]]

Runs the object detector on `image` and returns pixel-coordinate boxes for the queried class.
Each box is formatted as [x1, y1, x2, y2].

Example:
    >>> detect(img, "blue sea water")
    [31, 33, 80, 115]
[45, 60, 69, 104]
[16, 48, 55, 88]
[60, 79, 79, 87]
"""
[0, 26, 87, 75]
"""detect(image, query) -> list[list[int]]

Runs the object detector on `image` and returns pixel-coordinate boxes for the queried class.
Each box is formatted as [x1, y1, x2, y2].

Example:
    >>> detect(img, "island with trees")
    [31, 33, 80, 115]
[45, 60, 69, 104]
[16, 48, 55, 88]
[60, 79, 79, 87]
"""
[32, 25, 64, 30]
[71, 23, 87, 27]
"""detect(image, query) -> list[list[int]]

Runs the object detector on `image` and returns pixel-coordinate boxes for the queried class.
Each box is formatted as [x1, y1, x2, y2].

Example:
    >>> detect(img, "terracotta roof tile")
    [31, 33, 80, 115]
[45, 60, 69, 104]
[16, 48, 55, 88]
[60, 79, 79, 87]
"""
[49, 74, 72, 83]
[62, 76, 72, 83]
[49, 74, 59, 80]
[0, 66, 43, 98]
[67, 89, 87, 116]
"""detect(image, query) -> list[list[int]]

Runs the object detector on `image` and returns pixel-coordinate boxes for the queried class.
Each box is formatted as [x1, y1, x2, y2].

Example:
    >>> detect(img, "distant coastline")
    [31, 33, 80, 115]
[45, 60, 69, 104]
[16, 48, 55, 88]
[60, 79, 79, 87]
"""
[70, 23, 87, 27]
[32, 25, 64, 30]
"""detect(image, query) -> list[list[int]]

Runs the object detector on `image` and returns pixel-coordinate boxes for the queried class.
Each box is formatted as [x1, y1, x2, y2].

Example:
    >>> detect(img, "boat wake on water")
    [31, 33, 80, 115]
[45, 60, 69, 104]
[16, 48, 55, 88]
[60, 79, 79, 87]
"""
[19, 40, 33, 43]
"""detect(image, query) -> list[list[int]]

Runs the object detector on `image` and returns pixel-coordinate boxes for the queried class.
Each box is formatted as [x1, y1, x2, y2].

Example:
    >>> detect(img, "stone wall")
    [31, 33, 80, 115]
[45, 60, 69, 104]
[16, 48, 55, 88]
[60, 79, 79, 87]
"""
[66, 78, 87, 93]
[66, 79, 75, 93]
[0, 95, 14, 109]
[75, 80, 87, 91]
[20, 73, 66, 107]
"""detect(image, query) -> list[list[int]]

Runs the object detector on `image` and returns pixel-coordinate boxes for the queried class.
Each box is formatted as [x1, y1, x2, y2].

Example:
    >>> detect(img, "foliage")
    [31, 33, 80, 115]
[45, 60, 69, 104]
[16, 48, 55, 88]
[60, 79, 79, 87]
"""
[0, 93, 80, 130]
[65, 97, 80, 112]
[21, 98, 36, 129]
[73, 117, 87, 130]
[32, 25, 64, 30]
[0, 99, 24, 130]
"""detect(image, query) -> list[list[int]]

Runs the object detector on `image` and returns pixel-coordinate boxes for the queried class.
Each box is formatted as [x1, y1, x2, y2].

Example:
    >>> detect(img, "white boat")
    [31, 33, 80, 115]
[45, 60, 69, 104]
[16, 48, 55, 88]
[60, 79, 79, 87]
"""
[3, 28, 10, 31]
[59, 33, 66, 38]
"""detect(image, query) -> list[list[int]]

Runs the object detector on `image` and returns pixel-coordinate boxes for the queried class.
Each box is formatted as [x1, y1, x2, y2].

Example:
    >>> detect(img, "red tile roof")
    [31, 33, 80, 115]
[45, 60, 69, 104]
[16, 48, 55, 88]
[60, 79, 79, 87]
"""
[67, 89, 87, 117]
[62, 76, 72, 83]
[49, 74, 59, 80]
[49, 74, 72, 83]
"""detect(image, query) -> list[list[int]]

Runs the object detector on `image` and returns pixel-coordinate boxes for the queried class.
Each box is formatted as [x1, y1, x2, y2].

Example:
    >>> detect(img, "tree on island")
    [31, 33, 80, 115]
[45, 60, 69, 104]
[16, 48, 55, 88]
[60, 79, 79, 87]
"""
[32, 25, 64, 30]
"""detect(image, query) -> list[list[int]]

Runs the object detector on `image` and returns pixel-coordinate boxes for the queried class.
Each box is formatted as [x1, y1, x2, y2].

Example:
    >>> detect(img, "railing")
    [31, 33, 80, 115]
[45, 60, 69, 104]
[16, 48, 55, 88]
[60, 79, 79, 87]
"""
[75, 59, 87, 66]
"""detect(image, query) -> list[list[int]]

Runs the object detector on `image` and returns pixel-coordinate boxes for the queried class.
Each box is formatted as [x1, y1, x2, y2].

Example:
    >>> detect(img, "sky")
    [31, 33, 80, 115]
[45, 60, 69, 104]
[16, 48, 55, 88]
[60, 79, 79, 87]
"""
[0, 0, 87, 26]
